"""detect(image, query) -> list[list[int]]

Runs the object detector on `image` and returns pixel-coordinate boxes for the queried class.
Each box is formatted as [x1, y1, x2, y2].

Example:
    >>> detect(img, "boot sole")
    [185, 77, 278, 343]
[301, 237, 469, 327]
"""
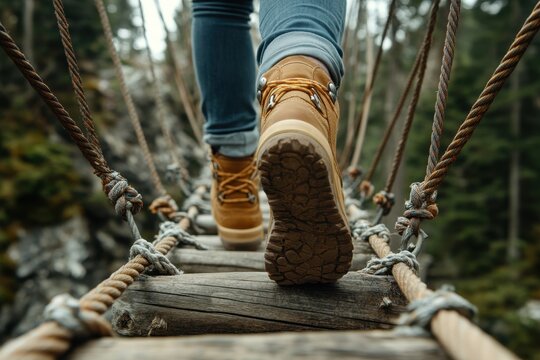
[217, 224, 264, 251]
[256, 120, 353, 285]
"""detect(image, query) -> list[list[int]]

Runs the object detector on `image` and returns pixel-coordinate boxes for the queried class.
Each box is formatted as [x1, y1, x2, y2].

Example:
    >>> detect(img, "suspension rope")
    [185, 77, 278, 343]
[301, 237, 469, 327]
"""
[137, 0, 190, 189]
[341, 0, 397, 168]
[395, 0, 540, 251]
[153, 0, 204, 146]
[422, 0, 540, 197]
[0, 21, 143, 229]
[426, 0, 461, 179]
[348, 0, 398, 170]
[95, 0, 166, 196]
[384, 0, 440, 194]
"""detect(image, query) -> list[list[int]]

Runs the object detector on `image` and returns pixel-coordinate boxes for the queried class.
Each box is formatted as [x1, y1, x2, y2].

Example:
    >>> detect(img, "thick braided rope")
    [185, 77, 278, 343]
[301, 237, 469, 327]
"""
[385, 0, 440, 193]
[0, 205, 198, 360]
[95, 0, 167, 196]
[345, 0, 397, 168]
[0, 22, 109, 177]
[362, 250, 420, 276]
[422, 1, 540, 197]
[426, 0, 461, 178]
[52, 0, 103, 159]
[363, 219, 519, 360]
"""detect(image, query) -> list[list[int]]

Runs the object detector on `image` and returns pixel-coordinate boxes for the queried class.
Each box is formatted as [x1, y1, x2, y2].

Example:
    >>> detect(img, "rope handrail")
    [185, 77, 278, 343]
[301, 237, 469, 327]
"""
[95, 0, 167, 197]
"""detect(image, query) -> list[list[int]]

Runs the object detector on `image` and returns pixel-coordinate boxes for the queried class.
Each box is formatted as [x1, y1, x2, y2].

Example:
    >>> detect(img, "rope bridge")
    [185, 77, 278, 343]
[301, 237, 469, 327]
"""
[0, 0, 539, 359]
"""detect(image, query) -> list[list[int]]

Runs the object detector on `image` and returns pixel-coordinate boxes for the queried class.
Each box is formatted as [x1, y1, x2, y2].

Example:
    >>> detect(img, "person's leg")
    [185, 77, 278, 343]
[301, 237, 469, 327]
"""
[192, 0, 258, 157]
[192, 0, 263, 250]
[258, 0, 345, 86]
[255, 0, 351, 285]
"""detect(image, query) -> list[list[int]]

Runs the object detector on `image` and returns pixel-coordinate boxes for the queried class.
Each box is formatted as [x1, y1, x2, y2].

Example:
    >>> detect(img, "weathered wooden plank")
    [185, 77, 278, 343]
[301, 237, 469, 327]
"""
[110, 272, 406, 336]
[68, 330, 448, 360]
[172, 248, 371, 273]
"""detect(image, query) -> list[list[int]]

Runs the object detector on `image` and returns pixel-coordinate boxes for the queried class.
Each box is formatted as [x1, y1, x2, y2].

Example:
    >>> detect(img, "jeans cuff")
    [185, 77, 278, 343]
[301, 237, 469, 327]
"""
[204, 127, 259, 157]
[258, 31, 344, 86]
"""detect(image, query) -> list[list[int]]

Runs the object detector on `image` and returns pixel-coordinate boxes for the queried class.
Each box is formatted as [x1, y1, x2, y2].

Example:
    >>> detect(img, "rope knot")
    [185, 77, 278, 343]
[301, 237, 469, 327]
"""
[354, 223, 391, 243]
[373, 190, 395, 215]
[157, 221, 208, 250]
[129, 238, 182, 275]
[103, 171, 143, 219]
[361, 250, 420, 276]
[149, 195, 179, 221]
[44, 294, 113, 338]
[359, 180, 374, 198]
[395, 182, 437, 237]
[398, 285, 477, 330]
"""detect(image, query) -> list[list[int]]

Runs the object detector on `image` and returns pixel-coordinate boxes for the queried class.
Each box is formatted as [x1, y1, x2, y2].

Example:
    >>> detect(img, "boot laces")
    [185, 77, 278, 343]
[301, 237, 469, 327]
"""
[215, 161, 257, 204]
[261, 78, 334, 113]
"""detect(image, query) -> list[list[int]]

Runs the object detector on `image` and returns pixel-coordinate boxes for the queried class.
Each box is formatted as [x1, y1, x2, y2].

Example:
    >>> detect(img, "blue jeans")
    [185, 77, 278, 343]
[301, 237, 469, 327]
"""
[192, 0, 346, 157]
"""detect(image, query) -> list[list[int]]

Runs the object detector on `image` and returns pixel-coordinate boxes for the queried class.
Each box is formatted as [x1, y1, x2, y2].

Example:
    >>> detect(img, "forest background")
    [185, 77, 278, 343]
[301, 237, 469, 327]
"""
[0, 0, 539, 358]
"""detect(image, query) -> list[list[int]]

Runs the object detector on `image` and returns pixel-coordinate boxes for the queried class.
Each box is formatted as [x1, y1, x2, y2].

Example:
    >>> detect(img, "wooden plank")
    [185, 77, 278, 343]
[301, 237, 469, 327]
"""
[110, 272, 407, 336]
[68, 330, 448, 360]
[172, 248, 371, 273]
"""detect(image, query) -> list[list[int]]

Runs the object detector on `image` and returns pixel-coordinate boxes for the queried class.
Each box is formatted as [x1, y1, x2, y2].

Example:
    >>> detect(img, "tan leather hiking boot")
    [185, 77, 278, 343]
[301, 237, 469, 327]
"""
[210, 153, 264, 250]
[256, 55, 353, 285]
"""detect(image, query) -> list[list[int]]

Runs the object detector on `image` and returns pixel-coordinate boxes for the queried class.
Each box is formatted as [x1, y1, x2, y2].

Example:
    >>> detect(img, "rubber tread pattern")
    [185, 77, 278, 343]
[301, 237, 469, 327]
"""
[259, 137, 353, 285]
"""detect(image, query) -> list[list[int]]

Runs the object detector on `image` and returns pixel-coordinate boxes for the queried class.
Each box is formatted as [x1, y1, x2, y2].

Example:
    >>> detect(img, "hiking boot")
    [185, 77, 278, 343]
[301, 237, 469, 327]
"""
[210, 153, 264, 250]
[255, 55, 353, 285]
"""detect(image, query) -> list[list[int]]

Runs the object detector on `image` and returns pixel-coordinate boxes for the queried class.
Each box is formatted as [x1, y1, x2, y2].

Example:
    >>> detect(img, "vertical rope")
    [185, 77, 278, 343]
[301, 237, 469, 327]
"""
[384, 0, 440, 193]
[341, 0, 397, 168]
[425, 0, 461, 179]
[95, 0, 166, 196]
[137, 0, 189, 182]
[422, 1, 540, 197]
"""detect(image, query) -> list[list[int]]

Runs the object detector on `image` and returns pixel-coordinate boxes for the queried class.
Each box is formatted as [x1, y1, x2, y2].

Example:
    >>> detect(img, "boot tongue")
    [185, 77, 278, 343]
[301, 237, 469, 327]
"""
[267, 55, 331, 84]
[215, 154, 253, 173]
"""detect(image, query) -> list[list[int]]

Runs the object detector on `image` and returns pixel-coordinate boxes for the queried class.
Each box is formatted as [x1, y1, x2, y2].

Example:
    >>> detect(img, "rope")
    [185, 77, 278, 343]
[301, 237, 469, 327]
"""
[342, 0, 397, 168]
[426, 0, 461, 179]
[157, 221, 208, 250]
[361, 250, 420, 276]
[384, 0, 440, 194]
[0, 20, 143, 226]
[52, 0, 103, 159]
[129, 239, 181, 275]
[362, 39, 424, 187]
[0, 201, 201, 360]
[43, 294, 113, 338]
[95, 0, 167, 196]
[398, 285, 477, 330]
[422, 0, 540, 197]
[396, 1, 539, 251]
[350, 204, 519, 360]
[137, 0, 190, 189]
[153, 0, 204, 146]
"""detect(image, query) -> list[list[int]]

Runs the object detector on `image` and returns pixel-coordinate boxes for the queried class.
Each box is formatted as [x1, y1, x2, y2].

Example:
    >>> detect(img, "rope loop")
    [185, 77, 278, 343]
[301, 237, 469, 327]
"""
[149, 195, 180, 222]
[354, 223, 391, 243]
[103, 171, 143, 219]
[129, 239, 182, 275]
[398, 285, 477, 330]
[359, 180, 375, 199]
[157, 221, 208, 250]
[43, 294, 113, 338]
[395, 182, 437, 254]
[361, 250, 419, 276]
[373, 190, 395, 215]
